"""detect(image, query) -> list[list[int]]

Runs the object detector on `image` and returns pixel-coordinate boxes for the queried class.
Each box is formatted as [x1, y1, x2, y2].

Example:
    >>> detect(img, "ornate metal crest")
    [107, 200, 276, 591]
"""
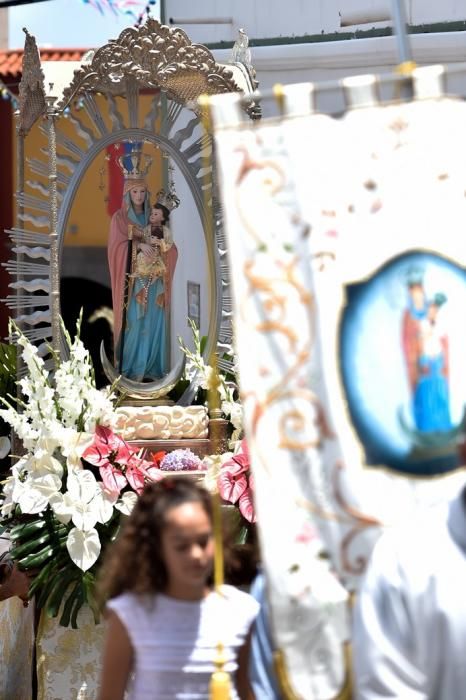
[58, 19, 242, 111]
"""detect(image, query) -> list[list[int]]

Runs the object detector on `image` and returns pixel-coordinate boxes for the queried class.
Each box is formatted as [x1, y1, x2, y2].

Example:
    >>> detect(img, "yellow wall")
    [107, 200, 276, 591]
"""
[20, 93, 162, 248]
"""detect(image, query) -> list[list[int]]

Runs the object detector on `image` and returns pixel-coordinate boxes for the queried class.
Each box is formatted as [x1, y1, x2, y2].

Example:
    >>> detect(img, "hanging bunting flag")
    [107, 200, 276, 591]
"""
[80, 0, 152, 19]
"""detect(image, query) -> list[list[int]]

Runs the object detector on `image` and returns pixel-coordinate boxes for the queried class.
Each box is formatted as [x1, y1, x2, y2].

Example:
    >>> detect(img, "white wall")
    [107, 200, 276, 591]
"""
[166, 0, 466, 45]
[213, 30, 466, 117]
[166, 0, 337, 42]
[0, 9, 8, 50]
[169, 159, 210, 366]
[411, 0, 466, 24]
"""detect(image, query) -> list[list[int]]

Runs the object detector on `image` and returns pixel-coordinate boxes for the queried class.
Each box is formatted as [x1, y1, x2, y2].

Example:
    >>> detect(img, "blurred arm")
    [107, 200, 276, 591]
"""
[352, 534, 428, 699]
[98, 610, 133, 700]
[237, 629, 255, 700]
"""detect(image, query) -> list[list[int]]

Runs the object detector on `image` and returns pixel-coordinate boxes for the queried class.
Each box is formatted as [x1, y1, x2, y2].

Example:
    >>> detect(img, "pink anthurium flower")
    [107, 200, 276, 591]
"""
[238, 487, 256, 523]
[218, 468, 248, 504]
[125, 467, 145, 494]
[125, 455, 147, 494]
[230, 439, 250, 470]
[140, 461, 165, 483]
[217, 439, 253, 508]
[99, 464, 127, 495]
[218, 439, 256, 522]
[82, 425, 133, 470]
[82, 426, 140, 496]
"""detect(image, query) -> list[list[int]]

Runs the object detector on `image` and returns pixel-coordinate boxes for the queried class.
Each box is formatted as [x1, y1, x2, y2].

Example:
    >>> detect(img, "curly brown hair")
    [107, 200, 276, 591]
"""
[98, 477, 213, 605]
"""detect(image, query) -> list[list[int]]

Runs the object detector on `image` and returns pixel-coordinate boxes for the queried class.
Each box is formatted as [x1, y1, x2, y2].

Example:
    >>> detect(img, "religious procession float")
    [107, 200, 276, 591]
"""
[1, 10, 466, 700]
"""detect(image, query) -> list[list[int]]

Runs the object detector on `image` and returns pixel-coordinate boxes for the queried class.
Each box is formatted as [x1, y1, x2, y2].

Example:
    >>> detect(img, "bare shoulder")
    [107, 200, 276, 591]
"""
[104, 608, 132, 647]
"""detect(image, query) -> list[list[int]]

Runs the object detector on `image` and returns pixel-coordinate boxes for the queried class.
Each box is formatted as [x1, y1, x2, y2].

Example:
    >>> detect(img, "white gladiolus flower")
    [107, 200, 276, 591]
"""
[20, 381, 55, 410]
[69, 340, 88, 363]
[33, 435, 61, 459]
[196, 364, 211, 391]
[178, 322, 241, 435]
[54, 427, 94, 470]
[19, 339, 45, 370]
[0, 408, 39, 449]
[66, 527, 101, 572]
[82, 390, 116, 432]
[221, 400, 243, 430]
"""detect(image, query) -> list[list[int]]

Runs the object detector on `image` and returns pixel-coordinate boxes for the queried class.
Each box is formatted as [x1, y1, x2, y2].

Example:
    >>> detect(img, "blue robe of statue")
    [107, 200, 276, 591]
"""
[109, 194, 168, 382]
[121, 273, 167, 381]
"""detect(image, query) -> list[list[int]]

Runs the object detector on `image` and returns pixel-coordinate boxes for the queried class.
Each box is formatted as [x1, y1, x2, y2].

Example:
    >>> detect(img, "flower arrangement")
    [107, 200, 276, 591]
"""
[0, 320, 160, 627]
[203, 440, 256, 544]
[178, 324, 255, 532]
[179, 320, 243, 443]
[0, 315, 250, 626]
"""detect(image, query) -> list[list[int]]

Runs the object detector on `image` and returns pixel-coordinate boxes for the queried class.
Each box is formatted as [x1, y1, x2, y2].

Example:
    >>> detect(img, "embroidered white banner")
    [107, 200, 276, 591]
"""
[210, 69, 466, 698]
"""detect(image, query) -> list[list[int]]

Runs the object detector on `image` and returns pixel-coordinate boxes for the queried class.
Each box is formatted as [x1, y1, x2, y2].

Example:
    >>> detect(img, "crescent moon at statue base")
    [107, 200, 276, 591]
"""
[100, 341, 186, 401]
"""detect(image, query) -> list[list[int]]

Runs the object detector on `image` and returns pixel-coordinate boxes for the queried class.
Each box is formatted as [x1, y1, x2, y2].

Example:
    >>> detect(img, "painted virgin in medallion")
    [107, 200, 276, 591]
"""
[401, 270, 452, 435]
[340, 252, 466, 476]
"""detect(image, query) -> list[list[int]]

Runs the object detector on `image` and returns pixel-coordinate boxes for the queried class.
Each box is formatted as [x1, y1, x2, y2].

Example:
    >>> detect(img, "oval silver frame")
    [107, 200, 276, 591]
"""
[6, 20, 259, 401]
[56, 123, 220, 402]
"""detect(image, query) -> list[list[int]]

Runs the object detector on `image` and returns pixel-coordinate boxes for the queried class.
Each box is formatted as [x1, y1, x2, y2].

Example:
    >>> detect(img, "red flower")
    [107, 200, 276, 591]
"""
[151, 450, 167, 466]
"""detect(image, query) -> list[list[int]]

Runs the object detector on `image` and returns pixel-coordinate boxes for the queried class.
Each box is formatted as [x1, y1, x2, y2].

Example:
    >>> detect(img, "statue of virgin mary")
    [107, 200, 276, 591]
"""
[107, 149, 179, 382]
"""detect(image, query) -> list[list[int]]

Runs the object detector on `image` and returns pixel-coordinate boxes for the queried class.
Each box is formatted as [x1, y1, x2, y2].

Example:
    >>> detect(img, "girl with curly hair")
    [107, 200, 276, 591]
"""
[97, 477, 259, 700]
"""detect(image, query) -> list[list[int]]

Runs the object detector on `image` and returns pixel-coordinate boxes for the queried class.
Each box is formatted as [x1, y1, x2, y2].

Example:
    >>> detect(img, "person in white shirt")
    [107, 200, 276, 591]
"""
[97, 476, 259, 700]
[352, 485, 466, 699]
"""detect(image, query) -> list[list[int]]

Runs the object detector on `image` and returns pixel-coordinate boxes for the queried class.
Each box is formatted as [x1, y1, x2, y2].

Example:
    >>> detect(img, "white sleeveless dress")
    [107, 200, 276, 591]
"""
[106, 585, 259, 700]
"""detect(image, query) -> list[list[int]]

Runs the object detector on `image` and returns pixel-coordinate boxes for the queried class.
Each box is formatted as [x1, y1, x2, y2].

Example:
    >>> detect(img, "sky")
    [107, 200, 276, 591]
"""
[8, 0, 160, 49]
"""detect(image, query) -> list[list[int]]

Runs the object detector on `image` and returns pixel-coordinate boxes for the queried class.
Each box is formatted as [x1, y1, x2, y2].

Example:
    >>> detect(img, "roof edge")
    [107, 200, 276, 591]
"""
[205, 20, 466, 50]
